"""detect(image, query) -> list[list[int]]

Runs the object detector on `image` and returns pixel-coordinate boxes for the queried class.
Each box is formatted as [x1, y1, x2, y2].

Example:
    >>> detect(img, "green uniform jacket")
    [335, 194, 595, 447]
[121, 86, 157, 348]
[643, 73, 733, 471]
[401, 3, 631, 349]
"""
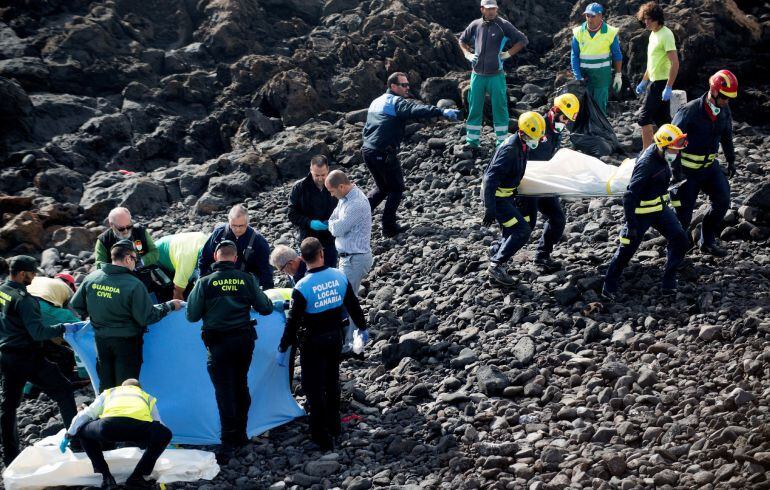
[186, 261, 273, 332]
[94, 227, 159, 269]
[0, 280, 65, 350]
[70, 264, 171, 338]
[38, 300, 80, 327]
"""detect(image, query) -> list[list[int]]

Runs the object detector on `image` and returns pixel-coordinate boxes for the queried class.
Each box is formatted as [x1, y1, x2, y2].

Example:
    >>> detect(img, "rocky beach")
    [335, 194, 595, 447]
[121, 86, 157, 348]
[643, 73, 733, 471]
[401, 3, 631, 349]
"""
[1, 0, 770, 488]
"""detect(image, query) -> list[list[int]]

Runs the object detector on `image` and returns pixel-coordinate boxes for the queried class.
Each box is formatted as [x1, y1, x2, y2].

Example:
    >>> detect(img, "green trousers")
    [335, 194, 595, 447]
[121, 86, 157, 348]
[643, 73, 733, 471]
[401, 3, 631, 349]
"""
[466, 72, 509, 147]
[585, 67, 611, 115]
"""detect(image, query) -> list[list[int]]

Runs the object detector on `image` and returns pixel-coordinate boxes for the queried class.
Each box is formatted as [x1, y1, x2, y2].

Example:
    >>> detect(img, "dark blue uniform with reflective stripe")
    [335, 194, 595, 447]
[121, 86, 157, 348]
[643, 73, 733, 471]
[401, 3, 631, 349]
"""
[516, 114, 567, 260]
[362, 90, 444, 151]
[280, 266, 366, 448]
[671, 93, 734, 246]
[483, 133, 533, 264]
[603, 145, 687, 294]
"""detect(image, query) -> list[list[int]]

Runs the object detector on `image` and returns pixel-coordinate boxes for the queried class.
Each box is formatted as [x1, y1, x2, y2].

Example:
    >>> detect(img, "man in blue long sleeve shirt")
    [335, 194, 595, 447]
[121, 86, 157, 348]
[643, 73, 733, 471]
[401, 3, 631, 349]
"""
[571, 3, 623, 114]
[198, 204, 274, 289]
[482, 112, 546, 286]
[670, 69, 738, 257]
[602, 124, 689, 300]
[362, 72, 459, 238]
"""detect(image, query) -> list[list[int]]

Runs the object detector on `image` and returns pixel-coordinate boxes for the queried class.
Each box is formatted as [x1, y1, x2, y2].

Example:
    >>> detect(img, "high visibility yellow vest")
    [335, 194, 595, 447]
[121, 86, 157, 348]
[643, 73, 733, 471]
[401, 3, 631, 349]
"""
[573, 23, 618, 72]
[100, 386, 156, 422]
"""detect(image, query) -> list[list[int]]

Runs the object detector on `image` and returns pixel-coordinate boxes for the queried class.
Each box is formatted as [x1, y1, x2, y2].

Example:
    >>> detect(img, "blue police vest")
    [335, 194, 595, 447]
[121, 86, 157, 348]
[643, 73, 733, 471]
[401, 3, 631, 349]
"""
[295, 268, 349, 314]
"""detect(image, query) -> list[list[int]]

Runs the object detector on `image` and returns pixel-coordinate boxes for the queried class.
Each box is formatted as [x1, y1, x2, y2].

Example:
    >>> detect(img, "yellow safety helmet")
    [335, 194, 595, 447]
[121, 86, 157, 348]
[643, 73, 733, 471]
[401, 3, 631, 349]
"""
[654, 124, 688, 150]
[554, 93, 580, 121]
[517, 111, 546, 140]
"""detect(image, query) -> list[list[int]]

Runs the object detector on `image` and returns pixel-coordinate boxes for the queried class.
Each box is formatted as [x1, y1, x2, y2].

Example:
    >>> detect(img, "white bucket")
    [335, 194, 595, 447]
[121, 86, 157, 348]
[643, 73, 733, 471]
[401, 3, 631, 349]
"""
[670, 89, 687, 118]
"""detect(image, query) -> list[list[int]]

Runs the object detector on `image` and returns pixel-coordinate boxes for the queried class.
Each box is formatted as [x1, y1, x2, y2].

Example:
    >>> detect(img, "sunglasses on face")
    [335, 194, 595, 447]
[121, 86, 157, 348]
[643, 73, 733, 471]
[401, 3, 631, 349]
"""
[396, 83, 410, 87]
[114, 224, 133, 232]
[716, 93, 730, 101]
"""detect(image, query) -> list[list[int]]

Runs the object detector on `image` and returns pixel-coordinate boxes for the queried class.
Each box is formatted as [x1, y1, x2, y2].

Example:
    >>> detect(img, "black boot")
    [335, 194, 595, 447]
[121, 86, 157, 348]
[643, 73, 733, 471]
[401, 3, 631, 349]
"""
[488, 263, 515, 286]
[534, 256, 562, 272]
[699, 242, 728, 257]
[100, 473, 118, 490]
[125, 473, 155, 489]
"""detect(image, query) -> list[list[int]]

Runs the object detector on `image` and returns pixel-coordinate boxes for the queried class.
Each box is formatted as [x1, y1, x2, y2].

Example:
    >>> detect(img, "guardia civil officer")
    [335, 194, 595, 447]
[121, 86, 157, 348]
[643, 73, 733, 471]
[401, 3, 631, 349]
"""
[186, 240, 275, 463]
[0, 256, 79, 466]
[71, 241, 182, 392]
[276, 238, 367, 451]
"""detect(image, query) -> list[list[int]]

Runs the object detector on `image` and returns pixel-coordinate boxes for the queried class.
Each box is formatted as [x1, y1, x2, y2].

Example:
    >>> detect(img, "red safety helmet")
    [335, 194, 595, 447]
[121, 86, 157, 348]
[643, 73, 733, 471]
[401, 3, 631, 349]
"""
[709, 69, 738, 99]
[55, 272, 77, 292]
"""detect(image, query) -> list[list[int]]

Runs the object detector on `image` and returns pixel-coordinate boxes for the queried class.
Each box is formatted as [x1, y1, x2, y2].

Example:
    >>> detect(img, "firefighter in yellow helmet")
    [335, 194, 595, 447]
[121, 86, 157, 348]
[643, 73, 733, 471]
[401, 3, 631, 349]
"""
[602, 124, 689, 300]
[482, 111, 546, 286]
[516, 94, 580, 272]
[60, 379, 172, 489]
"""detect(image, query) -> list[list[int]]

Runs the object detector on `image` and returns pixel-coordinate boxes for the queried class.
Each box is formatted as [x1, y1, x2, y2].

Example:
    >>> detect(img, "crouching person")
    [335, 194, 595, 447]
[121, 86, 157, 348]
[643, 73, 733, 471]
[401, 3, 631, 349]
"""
[60, 379, 171, 489]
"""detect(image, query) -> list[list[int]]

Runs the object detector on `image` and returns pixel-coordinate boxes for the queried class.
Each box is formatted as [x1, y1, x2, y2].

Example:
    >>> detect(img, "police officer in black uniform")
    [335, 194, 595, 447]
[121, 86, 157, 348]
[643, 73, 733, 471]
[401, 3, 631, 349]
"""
[0, 256, 79, 465]
[277, 238, 367, 450]
[186, 240, 275, 463]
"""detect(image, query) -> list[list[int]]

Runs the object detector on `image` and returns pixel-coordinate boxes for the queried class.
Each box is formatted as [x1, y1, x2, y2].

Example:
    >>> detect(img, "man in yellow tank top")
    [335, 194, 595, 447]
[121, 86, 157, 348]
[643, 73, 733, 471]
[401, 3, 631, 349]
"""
[61, 379, 172, 489]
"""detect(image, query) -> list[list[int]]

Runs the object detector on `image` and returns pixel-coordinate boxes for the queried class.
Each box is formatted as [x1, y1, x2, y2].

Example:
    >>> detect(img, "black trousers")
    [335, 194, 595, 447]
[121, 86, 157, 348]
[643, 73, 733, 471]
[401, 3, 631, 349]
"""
[79, 417, 171, 477]
[300, 330, 342, 447]
[204, 328, 255, 446]
[95, 335, 143, 393]
[363, 147, 405, 231]
[0, 349, 76, 465]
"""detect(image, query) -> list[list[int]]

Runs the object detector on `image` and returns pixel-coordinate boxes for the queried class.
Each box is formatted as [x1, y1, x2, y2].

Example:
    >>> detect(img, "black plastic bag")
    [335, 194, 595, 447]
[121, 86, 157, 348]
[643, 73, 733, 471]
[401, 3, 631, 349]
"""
[560, 82, 621, 158]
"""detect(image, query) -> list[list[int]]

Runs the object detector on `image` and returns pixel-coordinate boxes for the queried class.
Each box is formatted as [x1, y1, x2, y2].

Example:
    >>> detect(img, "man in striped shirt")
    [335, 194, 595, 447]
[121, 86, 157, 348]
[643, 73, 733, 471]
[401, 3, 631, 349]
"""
[325, 170, 372, 356]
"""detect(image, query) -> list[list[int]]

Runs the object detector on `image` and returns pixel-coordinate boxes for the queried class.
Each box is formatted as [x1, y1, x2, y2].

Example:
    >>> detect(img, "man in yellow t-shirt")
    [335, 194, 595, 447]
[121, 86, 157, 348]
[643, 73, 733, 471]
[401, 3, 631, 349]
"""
[156, 231, 208, 300]
[635, 2, 680, 149]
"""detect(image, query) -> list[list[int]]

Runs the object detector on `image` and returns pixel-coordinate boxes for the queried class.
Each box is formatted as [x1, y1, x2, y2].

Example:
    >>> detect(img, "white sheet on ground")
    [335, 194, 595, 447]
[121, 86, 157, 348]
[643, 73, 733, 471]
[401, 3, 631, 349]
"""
[2, 431, 218, 490]
[518, 148, 634, 197]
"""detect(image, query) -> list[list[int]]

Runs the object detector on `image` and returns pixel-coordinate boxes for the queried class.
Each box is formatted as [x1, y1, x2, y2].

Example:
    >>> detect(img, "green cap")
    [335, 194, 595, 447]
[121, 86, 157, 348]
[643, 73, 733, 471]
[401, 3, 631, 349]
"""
[9, 255, 38, 273]
[111, 239, 136, 251]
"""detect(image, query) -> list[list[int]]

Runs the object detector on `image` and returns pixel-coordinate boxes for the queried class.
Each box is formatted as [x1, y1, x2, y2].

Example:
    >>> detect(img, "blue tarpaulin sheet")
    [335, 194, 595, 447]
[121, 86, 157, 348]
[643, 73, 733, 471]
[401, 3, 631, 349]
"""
[64, 309, 304, 445]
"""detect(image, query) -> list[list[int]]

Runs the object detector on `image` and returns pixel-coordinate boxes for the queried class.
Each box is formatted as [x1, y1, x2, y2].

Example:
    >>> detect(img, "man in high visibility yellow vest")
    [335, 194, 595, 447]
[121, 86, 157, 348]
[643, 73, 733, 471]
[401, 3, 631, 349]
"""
[571, 3, 623, 114]
[60, 379, 172, 489]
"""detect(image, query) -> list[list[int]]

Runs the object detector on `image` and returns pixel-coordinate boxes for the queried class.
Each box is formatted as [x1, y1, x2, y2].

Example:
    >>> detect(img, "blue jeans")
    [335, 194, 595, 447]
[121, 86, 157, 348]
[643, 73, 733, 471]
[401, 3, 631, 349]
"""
[603, 207, 687, 293]
[517, 196, 566, 260]
[339, 252, 373, 352]
[490, 197, 532, 265]
[673, 162, 730, 246]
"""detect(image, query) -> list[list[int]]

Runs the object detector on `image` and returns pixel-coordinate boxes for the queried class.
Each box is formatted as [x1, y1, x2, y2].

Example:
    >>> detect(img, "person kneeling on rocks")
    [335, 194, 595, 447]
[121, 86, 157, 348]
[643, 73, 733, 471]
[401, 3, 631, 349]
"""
[276, 237, 368, 451]
[602, 124, 689, 301]
[60, 378, 172, 489]
[482, 111, 546, 286]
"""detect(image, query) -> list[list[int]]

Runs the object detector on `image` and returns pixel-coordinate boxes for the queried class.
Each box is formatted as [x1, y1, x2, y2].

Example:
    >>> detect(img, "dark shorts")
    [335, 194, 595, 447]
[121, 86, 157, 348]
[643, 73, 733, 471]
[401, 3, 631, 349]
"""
[638, 80, 671, 127]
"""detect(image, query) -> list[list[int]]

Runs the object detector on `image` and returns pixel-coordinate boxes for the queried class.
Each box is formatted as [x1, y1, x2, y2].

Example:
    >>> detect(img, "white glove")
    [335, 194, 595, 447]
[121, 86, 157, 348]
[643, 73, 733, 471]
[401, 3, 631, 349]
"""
[464, 52, 478, 63]
[500, 51, 511, 61]
[613, 73, 622, 93]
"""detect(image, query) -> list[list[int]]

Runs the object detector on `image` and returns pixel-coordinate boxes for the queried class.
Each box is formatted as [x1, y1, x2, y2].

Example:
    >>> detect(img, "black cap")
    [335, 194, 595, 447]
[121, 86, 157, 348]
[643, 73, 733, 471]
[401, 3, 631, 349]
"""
[215, 240, 237, 253]
[9, 255, 38, 273]
[111, 239, 136, 252]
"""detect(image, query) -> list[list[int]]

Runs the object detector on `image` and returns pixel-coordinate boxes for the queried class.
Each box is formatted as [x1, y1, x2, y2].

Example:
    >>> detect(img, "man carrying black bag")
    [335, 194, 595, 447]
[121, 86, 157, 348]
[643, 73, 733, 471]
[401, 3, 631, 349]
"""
[185, 240, 276, 463]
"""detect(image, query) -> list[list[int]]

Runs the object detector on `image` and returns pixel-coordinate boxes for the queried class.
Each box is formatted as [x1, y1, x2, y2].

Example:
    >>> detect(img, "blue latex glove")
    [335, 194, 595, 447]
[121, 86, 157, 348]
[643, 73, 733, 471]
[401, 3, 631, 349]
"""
[662, 86, 672, 101]
[276, 350, 288, 367]
[358, 329, 370, 345]
[309, 220, 328, 231]
[59, 436, 70, 453]
[63, 323, 81, 334]
[635, 80, 649, 95]
[272, 300, 284, 312]
[442, 109, 460, 121]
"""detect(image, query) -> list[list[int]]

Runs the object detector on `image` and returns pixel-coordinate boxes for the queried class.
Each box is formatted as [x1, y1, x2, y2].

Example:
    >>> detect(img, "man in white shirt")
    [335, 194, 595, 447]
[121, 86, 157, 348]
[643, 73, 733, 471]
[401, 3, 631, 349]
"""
[325, 171, 373, 355]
